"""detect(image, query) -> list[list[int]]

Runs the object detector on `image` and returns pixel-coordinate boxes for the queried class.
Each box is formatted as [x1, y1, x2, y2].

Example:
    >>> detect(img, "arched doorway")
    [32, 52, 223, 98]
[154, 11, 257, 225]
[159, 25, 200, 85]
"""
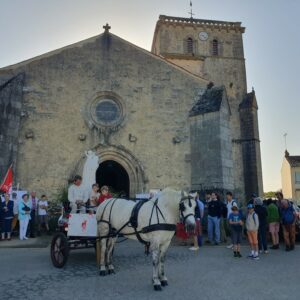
[96, 160, 130, 197]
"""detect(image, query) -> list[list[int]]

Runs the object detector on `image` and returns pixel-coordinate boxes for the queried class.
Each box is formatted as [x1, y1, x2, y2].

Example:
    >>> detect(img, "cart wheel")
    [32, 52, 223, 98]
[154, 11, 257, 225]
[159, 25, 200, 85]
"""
[50, 232, 69, 268]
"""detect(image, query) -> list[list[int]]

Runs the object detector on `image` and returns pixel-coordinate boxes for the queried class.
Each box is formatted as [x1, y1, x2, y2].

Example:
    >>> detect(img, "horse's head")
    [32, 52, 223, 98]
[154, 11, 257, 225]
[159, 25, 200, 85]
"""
[179, 191, 196, 232]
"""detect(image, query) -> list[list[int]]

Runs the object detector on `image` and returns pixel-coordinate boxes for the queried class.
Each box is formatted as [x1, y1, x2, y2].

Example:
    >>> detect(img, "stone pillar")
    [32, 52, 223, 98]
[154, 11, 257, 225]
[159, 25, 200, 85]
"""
[239, 90, 264, 198]
[0, 73, 24, 184]
[189, 86, 233, 194]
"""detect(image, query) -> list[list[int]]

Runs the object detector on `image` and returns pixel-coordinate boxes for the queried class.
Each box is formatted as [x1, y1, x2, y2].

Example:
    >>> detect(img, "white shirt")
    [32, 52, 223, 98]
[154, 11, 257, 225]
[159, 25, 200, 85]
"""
[12, 198, 19, 215]
[227, 199, 238, 218]
[68, 184, 89, 204]
[90, 190, 100, 200]
[38, 200, 48, 216]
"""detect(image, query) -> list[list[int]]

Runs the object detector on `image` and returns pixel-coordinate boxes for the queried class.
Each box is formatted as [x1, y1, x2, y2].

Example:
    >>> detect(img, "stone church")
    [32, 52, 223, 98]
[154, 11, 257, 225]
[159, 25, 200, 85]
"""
[0, 15, 263, 199]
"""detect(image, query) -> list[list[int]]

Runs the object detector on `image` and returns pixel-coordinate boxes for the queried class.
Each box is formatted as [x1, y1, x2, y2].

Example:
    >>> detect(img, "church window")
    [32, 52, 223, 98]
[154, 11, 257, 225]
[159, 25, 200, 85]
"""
[187, 37, 194, 54]
[95, 100, 120, 125]
[212, 39, 219, 56]
[89, 92, 124, 130]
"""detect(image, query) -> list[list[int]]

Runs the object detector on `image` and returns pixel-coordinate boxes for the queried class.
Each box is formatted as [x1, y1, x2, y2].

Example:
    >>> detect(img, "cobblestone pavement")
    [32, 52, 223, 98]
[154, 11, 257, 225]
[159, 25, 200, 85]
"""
[0, 240, 299, 300]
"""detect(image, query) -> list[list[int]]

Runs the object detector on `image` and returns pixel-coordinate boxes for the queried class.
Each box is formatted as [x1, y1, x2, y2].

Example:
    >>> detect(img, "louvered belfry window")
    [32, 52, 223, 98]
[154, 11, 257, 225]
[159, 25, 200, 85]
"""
[187, 37, 193, 54]
[212, 39, 219, 56]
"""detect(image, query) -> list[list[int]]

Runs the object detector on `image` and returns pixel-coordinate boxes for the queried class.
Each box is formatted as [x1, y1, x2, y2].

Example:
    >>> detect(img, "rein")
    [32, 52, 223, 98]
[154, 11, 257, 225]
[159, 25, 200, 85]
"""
[97, 197, 179, 249]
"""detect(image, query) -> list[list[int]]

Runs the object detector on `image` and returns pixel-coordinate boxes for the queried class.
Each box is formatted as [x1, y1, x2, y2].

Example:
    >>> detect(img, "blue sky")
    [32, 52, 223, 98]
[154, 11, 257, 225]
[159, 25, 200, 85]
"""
[1, 0, 299, 192]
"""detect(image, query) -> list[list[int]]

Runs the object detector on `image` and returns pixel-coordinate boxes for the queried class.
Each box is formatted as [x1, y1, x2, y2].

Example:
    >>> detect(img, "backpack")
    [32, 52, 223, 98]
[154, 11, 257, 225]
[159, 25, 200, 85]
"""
[252, 212, 257, 226]
[281, 205, 295, 225]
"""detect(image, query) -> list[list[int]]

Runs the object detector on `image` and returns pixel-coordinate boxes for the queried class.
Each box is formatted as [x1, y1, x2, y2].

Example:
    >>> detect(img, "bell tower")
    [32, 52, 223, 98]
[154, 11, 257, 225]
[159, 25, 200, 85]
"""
[152, 15, 263, 198]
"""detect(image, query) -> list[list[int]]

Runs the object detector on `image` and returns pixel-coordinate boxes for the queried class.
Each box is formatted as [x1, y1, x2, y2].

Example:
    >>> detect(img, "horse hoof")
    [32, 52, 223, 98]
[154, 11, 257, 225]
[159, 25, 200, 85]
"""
[153, 285, 162, 291]
[161, 280, 168, 287]
[99, 270, 107, 276]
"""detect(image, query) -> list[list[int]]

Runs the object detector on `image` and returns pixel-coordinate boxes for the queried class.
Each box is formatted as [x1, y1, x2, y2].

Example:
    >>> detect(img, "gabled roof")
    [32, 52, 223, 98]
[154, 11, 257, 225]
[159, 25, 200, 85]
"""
[285, 151, 300, 167]
[0, 30, 208, 84]
[189, 85, 229, 116]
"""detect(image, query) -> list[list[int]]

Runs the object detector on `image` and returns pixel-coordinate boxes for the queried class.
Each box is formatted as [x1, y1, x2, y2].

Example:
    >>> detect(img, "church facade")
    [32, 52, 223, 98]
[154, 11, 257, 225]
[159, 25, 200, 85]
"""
[0, 15, 263, 199]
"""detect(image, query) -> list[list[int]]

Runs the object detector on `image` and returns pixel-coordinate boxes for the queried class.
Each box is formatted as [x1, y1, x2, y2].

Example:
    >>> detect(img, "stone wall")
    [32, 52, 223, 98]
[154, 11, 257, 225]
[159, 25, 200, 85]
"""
[0, 32, 207, 197]
[189, 87, 233, 194]
[0, 73, 24, 184]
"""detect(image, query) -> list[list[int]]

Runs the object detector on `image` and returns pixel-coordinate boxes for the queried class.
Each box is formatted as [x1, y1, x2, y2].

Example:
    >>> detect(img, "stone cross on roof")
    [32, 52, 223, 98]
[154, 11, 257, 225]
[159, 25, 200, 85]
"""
[103, 23, 111, 33]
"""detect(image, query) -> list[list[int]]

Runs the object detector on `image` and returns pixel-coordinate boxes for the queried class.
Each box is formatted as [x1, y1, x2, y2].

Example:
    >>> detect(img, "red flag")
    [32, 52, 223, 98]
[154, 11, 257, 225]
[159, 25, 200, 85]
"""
[0, 164, 13, 193]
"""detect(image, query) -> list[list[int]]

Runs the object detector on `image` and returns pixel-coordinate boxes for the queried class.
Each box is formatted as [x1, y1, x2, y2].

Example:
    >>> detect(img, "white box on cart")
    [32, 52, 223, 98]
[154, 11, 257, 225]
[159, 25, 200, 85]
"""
[67, 213, 97, 237]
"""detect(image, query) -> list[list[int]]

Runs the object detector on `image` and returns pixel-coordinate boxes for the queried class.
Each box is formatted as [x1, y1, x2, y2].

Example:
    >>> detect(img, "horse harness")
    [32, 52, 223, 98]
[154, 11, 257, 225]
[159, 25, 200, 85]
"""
[97, 196, 193, 252]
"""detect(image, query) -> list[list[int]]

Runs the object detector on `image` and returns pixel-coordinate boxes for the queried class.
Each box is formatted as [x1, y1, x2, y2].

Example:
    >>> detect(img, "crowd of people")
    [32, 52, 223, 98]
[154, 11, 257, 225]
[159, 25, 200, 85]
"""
[185, 191, 299, 260]
[0, 191, 51, 241]
[0, 175, 113, 241]
[1, 174, 299, 258]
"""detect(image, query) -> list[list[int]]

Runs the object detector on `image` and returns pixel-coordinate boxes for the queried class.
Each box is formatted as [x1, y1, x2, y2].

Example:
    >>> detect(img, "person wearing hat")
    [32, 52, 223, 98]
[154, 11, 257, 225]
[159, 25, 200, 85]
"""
[254, 197, 268, 254]
[246, 203, 260, 260]
[18, 194, 32, 240]
[68, 175, 89, 213]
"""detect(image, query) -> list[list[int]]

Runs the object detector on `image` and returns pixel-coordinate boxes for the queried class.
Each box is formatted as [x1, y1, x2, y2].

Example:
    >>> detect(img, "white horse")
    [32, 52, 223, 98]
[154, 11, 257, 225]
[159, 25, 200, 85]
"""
[96, 188, 196, 291]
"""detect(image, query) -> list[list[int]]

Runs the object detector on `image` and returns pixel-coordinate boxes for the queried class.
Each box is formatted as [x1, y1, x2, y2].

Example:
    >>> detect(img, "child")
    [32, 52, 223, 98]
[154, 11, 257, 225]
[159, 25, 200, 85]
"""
[98, 186, 112, 204]
[89, 184, 100, 211]
[37, 195, 50, 235]
[246, 204, 260, 260]
[228, 206, 243, 257]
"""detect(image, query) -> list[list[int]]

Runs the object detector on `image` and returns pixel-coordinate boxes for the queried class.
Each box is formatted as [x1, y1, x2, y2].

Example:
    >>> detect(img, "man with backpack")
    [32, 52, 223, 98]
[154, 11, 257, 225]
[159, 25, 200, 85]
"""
[280, 199, 297, 251]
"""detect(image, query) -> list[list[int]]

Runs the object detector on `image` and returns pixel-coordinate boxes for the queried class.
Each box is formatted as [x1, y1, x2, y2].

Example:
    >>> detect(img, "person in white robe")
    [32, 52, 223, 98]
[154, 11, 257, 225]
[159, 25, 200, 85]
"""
[68, 175, 89, 213]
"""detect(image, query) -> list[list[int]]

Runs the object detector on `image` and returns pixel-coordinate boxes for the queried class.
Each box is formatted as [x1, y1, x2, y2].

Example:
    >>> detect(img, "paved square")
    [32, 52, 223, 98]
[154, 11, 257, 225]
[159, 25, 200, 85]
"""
[0, 241, 299, 300]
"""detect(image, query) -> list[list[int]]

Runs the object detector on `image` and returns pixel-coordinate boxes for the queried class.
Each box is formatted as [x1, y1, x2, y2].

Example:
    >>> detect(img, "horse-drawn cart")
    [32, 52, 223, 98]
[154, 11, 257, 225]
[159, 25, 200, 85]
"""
[50, 210, 99, 268]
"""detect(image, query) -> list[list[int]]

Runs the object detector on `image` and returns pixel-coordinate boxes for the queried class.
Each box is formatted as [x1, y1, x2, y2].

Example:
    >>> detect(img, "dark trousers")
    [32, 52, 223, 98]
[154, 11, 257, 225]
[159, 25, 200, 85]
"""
[2, 218, 13, 233]
[283, 224, 296, 247]
[29, 210, 36, 236]
[258, 223, 268, 251]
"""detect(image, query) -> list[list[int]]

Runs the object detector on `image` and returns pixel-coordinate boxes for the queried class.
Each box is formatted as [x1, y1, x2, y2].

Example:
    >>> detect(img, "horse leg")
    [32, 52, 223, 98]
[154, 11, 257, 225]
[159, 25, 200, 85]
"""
[106, 237, 117, 274]
[159, 240, 171, 287]
[151, 243, 162, 291]
[99, 238, 108, 276]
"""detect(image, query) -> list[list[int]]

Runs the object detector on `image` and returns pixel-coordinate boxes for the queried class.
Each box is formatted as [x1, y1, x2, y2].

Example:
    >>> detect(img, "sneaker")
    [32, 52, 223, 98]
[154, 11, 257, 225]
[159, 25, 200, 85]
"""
[226, 244, 234, 249]
[189, 247, 199, 251]
[259, 250, 263, 254]
[253, 256, 260, 260]
[24, 237, 28, 240]
[247, 254, 254, 258]
[264, 250, 269, 254]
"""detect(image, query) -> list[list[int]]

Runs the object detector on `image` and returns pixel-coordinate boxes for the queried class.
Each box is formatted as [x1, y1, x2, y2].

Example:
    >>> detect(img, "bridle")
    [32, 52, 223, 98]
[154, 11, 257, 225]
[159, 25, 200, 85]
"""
[179, 196, 195, 223]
